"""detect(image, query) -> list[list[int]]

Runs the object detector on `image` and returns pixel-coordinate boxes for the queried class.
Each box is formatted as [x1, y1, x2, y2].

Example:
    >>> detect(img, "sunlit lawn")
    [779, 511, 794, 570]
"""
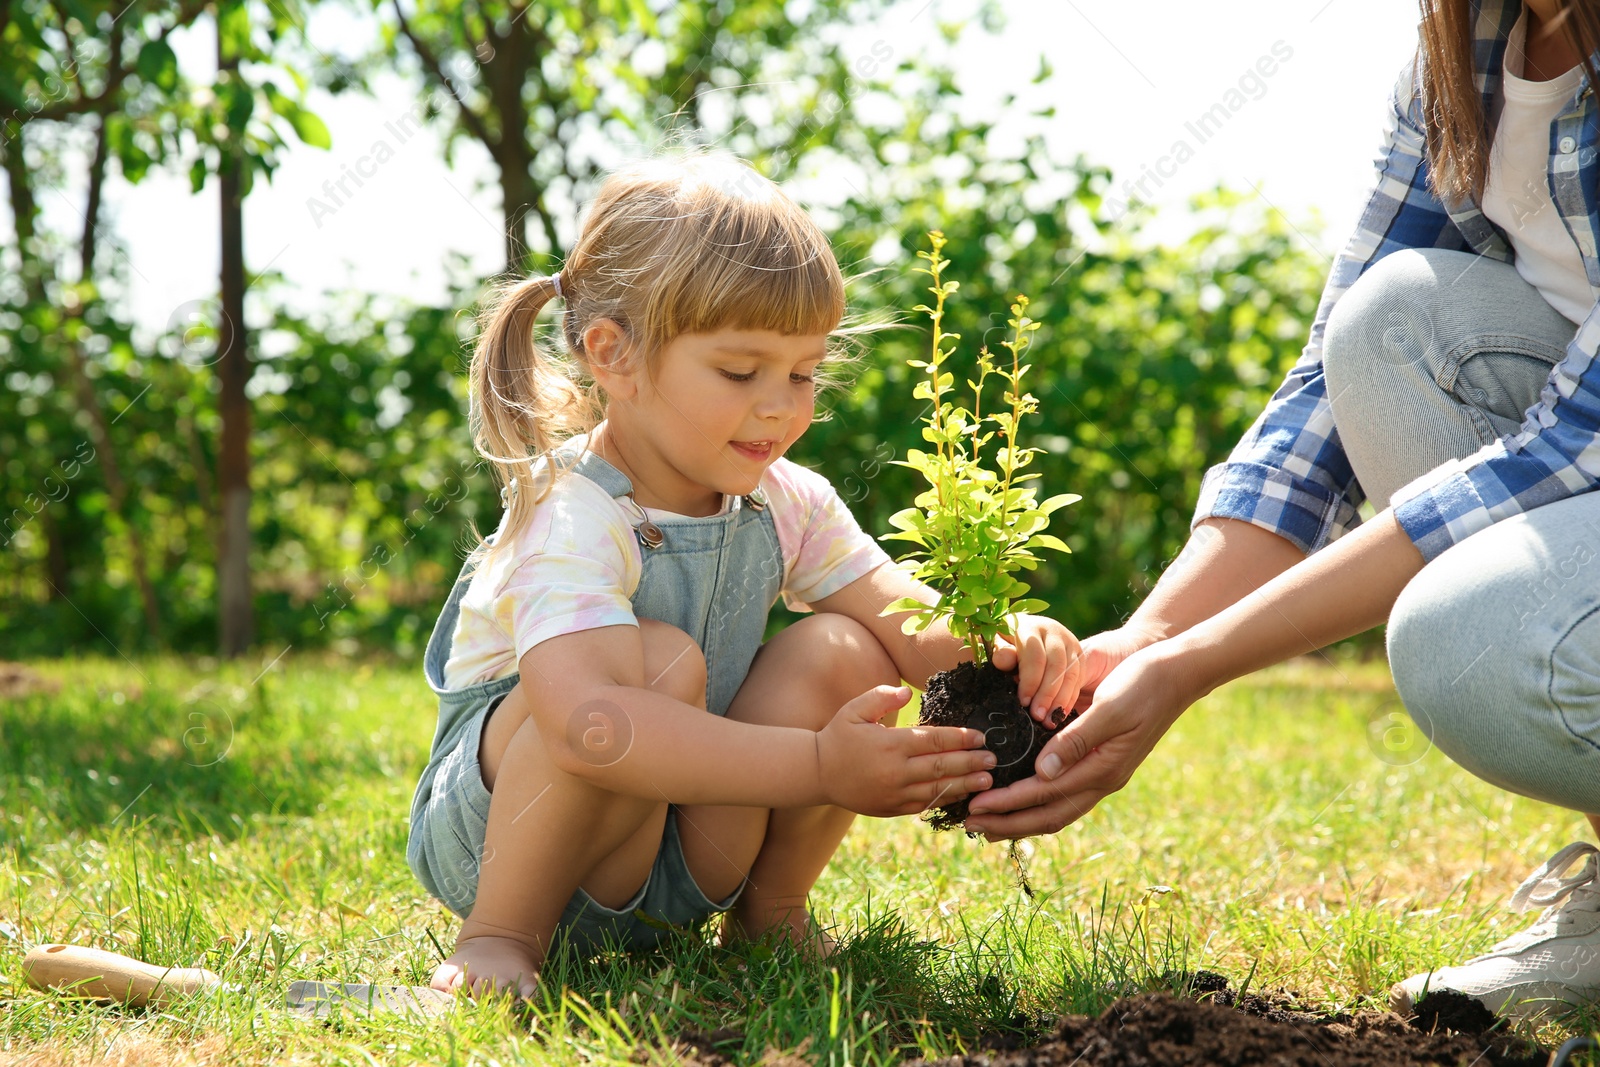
[2, 651, 1593, 1065]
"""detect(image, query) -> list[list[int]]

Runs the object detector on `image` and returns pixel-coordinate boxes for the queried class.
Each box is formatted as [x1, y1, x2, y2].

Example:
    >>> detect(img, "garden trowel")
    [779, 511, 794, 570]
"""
[21, 943, 453, 1018]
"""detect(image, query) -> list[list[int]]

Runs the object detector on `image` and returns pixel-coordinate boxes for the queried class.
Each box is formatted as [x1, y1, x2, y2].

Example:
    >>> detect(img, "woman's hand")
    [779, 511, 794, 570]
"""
[1061, 624, 1166, 712]
[962, 641, 1204, 839]
[989, 614, 1091, 721]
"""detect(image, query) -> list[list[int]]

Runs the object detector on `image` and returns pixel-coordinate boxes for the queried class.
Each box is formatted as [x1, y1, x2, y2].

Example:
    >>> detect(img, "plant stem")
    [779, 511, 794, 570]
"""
[995, 303, 1028, 533]
[926, 234, 951, 514]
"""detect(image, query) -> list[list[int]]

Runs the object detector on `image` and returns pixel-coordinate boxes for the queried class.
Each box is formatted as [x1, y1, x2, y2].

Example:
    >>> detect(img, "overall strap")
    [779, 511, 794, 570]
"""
[550, 439, 633, 499]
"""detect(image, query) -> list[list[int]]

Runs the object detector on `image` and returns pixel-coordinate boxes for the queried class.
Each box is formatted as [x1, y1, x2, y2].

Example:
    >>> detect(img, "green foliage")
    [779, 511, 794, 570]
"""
[878, 232, 1079, 664]
[371, 0, 891, 268]
[0, 280, 495, 657]
[0, 2, 1328, 654]
[790, 158, 1324, 639]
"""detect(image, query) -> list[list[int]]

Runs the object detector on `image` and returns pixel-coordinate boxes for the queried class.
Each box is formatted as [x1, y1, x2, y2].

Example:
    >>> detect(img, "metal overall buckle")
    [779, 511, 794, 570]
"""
[623, 492, 665, 549]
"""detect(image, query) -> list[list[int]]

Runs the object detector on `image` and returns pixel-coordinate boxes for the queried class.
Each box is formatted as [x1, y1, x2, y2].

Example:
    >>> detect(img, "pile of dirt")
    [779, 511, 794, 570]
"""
[917, 661, 1075, 831]
[911, 978, 1547, 1067]
[644, 979, 1551, 1067]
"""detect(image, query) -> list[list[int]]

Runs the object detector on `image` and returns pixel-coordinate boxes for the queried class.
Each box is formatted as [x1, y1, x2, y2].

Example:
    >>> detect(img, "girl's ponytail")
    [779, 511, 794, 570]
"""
[467, 273, 600, 565]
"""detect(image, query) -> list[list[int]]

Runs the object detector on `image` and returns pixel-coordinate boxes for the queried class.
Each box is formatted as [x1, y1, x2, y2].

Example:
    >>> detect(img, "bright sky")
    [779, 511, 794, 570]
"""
[32, 0, 1421, 338]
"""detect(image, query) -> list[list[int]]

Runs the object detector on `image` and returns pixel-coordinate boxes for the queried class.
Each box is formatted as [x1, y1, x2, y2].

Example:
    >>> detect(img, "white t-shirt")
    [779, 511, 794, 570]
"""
[441, 442, 895, 688]
[1480, 12, 1594, 324]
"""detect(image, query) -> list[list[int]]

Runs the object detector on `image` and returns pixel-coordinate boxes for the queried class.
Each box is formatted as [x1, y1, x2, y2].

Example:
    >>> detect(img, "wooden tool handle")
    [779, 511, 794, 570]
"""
[23, 943, 220, 1007]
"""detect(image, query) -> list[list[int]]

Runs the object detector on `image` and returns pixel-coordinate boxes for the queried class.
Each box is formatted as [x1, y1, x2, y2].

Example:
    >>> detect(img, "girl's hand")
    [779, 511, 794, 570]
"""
[816, 684, 995, 818]
[962, 642, 1201, 839]
[989, 615, 1087, 721]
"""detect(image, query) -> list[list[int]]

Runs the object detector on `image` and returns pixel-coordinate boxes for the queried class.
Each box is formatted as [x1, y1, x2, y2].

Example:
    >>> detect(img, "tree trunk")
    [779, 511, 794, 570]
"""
[216, 12, 252, 657]
[481, 25, 537, 274]
[43, 507, 68, 599]
[496, 149, 532, 275]
[64, 112, 163, 638]
[3, 121, 61, 601]
[2, 121, 46, 305]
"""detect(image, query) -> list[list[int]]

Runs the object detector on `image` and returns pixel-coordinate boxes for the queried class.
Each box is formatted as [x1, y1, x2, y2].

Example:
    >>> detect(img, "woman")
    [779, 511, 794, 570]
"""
[966, 0, 1600, 1023]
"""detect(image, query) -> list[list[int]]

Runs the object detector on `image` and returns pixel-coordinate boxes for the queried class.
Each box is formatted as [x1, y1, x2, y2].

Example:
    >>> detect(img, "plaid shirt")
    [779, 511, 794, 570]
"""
[1193, 0, 1600, 561]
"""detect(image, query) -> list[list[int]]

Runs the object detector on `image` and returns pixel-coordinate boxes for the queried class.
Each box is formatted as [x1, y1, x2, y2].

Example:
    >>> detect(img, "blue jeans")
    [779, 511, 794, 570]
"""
[1324, 247, 1600, 814]
[406, 441, 784, 952]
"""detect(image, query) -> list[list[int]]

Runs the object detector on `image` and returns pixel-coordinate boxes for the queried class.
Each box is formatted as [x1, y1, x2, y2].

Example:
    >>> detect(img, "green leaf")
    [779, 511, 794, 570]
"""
[1039, 494, 1082, 514]
[886, 508, 924, 531]
[879, 596, 933, 616]
[1026, 534, 1071, 553]
[136, 40, 180, 93]
[286, 104, 331, 149]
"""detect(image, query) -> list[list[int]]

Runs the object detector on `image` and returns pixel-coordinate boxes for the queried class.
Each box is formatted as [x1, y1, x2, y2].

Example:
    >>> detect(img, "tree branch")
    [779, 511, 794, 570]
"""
[81, 107, 110, 278]
[389, 0, 498, 151]
[29, 0, 200, 124]
[457, 0, 485, 65]
[48, 0, 83, 93]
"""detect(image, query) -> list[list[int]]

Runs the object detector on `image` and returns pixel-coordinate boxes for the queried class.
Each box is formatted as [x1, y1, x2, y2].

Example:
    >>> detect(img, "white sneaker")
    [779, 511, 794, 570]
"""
[1390, 842, 1600, 1023]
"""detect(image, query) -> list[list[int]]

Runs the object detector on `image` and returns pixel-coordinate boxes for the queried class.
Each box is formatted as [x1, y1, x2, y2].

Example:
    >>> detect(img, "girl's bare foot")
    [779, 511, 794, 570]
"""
[790, 911, 838, 958]
[721, 897, 838, 958]
[431, 933, 541, 999]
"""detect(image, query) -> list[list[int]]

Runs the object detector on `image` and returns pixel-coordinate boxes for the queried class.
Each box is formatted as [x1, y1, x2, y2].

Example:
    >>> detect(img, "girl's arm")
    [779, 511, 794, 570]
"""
[806, 562, 968, 689]
[518, 623, 990, 817]
[965, 510, 1423, 838]
[808, 562, 1085, 717]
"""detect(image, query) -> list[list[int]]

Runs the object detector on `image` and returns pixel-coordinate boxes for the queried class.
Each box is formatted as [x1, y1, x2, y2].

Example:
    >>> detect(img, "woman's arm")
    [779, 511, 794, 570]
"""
[1066, 54, 1472, 706]
[965, 510, 1423, 838]
[1065, 518, 1306, 713]
[1188, 54, 1469, 565]
[1122, 517, 1307, 644]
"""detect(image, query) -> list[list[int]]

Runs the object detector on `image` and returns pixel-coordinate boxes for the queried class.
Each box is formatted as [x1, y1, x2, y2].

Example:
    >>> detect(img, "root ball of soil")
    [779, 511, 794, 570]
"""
[917, 660, 1077, 832]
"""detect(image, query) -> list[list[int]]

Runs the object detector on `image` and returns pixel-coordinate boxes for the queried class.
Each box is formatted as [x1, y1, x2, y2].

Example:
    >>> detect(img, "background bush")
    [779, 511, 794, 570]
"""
[0, 1, 1325, 658]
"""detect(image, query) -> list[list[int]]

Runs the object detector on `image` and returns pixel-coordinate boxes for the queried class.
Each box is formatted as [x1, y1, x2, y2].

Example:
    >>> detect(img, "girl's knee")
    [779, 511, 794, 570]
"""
[637, 617, 708, 708]
[729, 613, 901, 731]
[787, 614, 901, 729]
[788, 612, 901, 692]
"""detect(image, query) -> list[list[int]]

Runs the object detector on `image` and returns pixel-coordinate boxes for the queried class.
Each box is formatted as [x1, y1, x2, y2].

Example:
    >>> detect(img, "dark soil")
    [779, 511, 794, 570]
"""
[643, 974, 1549, 1067]
[1409, 988, 1501, 1036]
[917, 660, 1077, 831]
[909, 973, 1547, 1067]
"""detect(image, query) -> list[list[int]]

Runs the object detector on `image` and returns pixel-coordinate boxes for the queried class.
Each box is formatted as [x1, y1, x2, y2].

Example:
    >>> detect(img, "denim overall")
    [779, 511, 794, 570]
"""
[406, 440, 784, 954]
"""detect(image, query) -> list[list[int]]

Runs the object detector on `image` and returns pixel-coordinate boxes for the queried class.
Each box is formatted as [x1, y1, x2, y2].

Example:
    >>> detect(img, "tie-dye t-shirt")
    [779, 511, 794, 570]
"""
[441, 451, 894, 689]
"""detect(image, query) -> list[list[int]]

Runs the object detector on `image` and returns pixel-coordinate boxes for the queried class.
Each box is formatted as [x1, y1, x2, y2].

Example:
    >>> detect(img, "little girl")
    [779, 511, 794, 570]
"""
[407, 151, 1085, 997]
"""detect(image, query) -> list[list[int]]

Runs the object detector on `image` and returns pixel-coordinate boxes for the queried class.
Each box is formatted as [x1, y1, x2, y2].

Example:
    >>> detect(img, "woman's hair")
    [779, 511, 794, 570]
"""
[1420, 0, 1600, 202]
[465, 150, 848, 564]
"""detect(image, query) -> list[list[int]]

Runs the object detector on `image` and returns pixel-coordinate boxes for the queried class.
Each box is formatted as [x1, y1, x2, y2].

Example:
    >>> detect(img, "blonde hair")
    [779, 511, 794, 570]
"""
[467, 151, 849, 563]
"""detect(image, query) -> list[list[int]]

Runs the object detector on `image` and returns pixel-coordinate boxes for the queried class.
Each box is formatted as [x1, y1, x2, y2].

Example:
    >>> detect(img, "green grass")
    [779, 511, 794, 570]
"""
[2, 651, 1597, 1065]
